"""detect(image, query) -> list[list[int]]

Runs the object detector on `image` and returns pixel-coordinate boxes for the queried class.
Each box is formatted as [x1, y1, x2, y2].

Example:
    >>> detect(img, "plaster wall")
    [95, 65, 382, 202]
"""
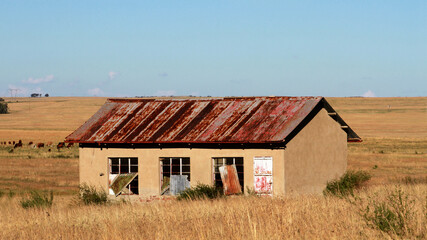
[79, 147, 285, 196]
[283, 109, 347, 195]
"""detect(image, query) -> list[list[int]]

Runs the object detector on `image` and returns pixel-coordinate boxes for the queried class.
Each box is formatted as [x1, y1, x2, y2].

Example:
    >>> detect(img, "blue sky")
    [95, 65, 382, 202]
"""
[1, 1, 426, 97]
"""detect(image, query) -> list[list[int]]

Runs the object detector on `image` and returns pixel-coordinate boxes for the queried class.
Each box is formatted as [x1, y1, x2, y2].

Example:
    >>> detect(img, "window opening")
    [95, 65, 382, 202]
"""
[160, 157, 190, 195]
[109, 157, 138, 195]
[213, 157, 244, 190]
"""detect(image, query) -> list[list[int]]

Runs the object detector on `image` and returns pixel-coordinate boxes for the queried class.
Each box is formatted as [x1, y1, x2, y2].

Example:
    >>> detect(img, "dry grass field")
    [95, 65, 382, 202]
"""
[0, 96, 426, 239]
[0, 185, 426, 239]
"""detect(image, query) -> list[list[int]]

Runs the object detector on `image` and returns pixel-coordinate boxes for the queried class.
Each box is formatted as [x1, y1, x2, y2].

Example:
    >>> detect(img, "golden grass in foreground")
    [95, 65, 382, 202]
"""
[0, 185, 426, 240]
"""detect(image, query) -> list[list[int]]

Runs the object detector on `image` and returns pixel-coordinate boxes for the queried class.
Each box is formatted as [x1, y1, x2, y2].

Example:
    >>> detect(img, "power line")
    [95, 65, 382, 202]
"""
[8, 88, 20, 100]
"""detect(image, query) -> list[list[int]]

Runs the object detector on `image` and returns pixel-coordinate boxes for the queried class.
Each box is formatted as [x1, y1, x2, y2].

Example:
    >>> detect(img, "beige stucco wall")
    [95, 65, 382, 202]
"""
[79, 147, 285, 196]
[283, 109, 347, 195]
[79, 108, 347, 197]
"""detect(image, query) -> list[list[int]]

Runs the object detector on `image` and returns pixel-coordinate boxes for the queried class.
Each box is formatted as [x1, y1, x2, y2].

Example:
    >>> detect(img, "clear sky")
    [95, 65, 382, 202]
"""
[1, 1, 426, 97]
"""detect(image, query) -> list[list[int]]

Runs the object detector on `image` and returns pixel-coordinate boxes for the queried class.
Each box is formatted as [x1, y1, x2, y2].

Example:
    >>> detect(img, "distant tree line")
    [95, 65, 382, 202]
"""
[0, 98, 7, 114]
[30, 93, 49, 97]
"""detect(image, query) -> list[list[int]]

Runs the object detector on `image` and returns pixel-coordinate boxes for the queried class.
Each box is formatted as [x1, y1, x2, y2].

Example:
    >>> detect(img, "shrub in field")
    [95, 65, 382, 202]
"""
[79, 184, 108, 205]
[0, 102, 8, 114]
[362, 187, 415, 236]
[20, 191, 54, 209]
[177, 183, 223, 201]
[0, 190, 4, 198]
[324, 170, 371, 197]
[246, 187, 258, 196]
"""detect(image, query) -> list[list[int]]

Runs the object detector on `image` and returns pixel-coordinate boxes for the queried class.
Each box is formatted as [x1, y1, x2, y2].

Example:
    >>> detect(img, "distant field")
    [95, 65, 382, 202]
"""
[327, 97, 427, 138]
[0, 96, 426, 142]
[0, 97, 106, 143]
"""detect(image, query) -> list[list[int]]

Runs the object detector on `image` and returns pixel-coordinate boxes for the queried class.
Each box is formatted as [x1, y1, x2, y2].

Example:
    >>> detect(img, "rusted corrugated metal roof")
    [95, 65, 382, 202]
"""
[65, 96, 361, 144]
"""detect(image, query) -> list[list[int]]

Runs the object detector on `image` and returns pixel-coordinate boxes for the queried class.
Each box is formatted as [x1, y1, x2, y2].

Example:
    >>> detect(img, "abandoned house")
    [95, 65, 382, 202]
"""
[65, 96, 361, 197]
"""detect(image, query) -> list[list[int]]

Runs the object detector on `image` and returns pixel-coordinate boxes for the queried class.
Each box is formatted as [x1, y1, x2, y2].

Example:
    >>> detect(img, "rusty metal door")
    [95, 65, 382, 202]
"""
[253, 156, 273, 195]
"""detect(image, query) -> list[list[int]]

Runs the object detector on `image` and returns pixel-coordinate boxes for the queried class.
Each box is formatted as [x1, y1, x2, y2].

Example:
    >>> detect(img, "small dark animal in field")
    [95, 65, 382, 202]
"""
[18, 140, 22, 144]
[48, 149, 51, 152]
[14, 142, 23, 148]
[8, 141, 11, 145]
[37, 143, 44, 148]
[12, 141, 15, 145]
[57, 142, 65, 151]
[66, 142, 74, 148]
[28, 141, 33, 145]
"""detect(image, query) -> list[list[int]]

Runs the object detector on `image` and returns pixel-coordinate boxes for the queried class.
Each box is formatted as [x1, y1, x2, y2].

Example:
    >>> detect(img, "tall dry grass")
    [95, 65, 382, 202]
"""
[1, 185, 426, 239]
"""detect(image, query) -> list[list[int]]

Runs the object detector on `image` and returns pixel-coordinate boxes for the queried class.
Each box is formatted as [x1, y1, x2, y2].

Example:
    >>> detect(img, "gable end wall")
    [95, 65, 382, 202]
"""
[284, 108, 347, 195]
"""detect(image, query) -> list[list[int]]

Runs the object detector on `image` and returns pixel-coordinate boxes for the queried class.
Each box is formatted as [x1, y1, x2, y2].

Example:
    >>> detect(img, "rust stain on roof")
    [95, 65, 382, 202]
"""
[65, 96, 360, 144]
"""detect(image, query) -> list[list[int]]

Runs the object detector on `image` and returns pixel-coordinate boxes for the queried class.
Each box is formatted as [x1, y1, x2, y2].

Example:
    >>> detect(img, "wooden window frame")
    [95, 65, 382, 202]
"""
[160, 157, 190, 194]
[108, 157, 139, 195]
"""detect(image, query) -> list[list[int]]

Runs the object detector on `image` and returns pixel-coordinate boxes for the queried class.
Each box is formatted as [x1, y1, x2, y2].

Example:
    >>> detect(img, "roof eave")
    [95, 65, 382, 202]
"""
[321, 98, 362, 142]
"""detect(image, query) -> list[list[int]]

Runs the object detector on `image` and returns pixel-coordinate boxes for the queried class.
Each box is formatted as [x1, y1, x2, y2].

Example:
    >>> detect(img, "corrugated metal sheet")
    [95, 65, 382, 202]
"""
[65, 96, 360, 144]
[219, 165, 242, 195]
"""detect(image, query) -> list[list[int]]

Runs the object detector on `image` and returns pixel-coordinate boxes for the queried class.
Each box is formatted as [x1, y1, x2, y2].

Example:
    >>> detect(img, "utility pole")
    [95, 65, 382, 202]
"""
[8, 88, 20, 102]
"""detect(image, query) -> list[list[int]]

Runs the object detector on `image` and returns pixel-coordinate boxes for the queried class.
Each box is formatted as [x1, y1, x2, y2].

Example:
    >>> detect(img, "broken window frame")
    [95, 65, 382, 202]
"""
[160, 157, 190, 195]
[108, 157, 139, 195]
[212, 157, 244, 191]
